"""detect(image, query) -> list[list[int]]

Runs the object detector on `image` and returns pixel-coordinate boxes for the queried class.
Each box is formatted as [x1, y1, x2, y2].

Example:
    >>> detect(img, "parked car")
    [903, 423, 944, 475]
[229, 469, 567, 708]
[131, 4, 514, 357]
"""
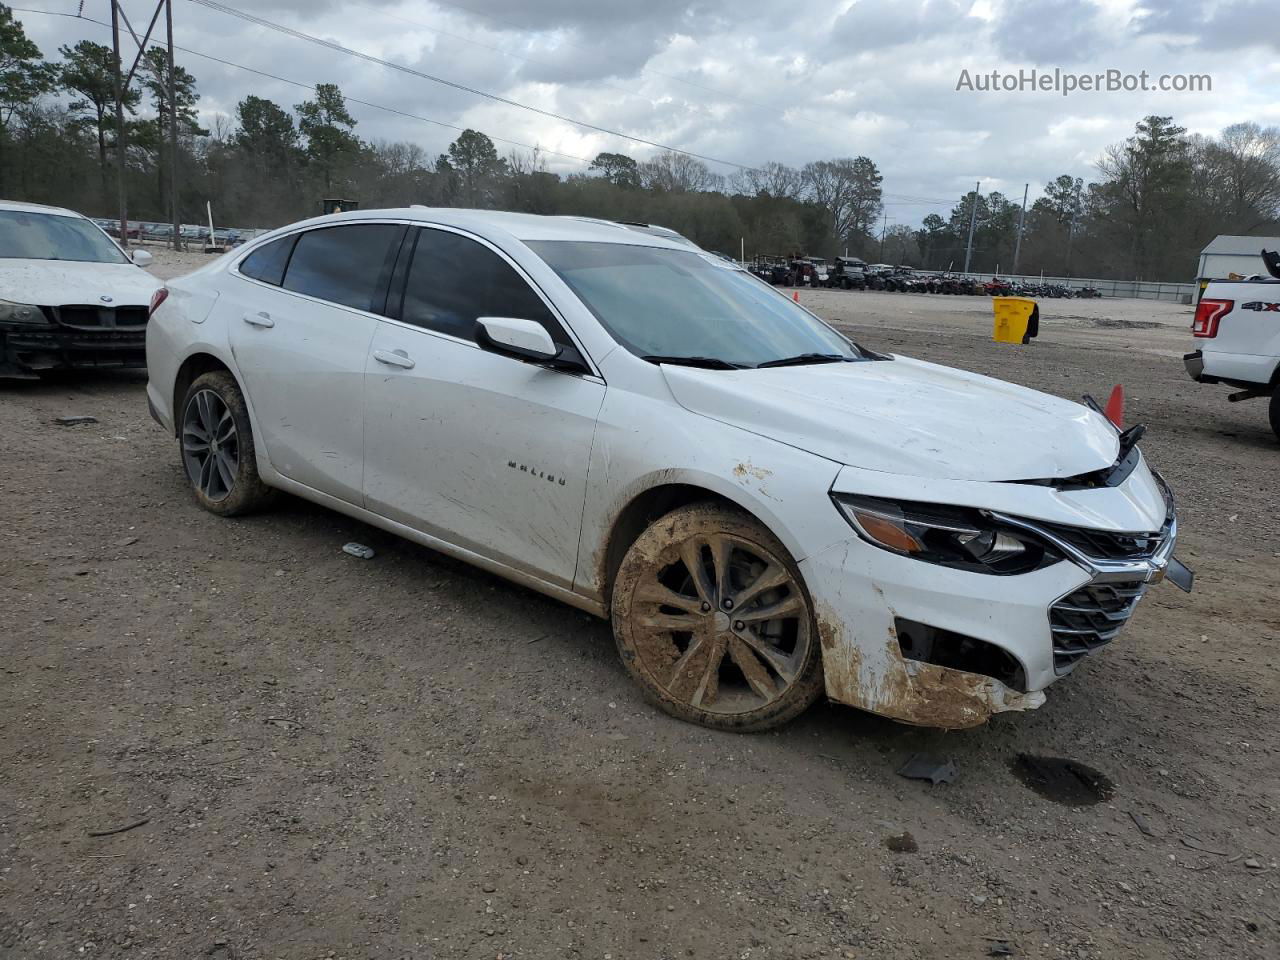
[1184, 248, 1280, 440]
[146, 208, 1192, 732]
[0, 199, 160, 378]
[102, 220, 141, 241]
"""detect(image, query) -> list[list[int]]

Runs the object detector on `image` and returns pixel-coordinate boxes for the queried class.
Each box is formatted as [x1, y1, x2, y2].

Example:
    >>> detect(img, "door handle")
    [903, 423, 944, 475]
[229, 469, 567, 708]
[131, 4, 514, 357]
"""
[243, 311, 274, 328]
[373, 349, 415, 369]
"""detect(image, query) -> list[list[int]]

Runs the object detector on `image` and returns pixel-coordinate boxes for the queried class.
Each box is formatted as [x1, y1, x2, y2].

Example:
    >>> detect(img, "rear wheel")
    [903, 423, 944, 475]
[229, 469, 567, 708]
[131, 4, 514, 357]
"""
[180, 370, 274, 516]
[1270, 390, 1280, 442]
[611, 503, 824, 732]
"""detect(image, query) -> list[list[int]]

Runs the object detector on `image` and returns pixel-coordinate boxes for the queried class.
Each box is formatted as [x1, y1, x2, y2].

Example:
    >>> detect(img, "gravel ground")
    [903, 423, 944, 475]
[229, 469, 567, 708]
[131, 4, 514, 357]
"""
[135, 246, 231, 281]
[1, 280, 1277, 960]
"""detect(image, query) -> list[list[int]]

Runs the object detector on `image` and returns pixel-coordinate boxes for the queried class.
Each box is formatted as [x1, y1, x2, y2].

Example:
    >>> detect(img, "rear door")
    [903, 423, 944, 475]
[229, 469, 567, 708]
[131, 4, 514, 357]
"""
[226, 222, 405, 504]
[362, 226, 604, 588]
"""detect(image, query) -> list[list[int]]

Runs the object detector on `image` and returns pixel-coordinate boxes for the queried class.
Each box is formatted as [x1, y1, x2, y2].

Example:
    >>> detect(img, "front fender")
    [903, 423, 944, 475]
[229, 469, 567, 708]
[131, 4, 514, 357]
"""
[574, 388, 846, 602]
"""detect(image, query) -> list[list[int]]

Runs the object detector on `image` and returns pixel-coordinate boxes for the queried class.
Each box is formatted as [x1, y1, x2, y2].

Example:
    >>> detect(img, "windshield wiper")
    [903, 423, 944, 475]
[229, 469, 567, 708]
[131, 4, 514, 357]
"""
[640, 355, 745, 370]
[755, 353, 855, 369]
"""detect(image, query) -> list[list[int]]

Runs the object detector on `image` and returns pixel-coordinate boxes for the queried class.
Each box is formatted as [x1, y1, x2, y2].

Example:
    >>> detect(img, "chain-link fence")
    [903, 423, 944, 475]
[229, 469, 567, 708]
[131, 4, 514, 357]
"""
[991, 273, 1196, 303]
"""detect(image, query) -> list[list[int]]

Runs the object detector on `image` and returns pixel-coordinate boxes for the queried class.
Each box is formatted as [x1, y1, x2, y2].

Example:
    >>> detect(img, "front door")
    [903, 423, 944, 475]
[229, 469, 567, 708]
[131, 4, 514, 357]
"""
[362, 226, 603, 587]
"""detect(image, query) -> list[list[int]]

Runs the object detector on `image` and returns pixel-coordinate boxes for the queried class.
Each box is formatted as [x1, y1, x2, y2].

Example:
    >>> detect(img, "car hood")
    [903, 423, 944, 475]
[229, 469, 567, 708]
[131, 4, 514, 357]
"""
[0, 258, 161, 307]
[661, 356, 1120, 481]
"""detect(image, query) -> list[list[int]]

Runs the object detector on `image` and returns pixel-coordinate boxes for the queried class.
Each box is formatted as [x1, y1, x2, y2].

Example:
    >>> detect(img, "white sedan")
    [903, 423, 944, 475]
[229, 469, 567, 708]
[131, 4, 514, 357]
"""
[0, 200, 158, 378]
[145, 209, 1191, 732]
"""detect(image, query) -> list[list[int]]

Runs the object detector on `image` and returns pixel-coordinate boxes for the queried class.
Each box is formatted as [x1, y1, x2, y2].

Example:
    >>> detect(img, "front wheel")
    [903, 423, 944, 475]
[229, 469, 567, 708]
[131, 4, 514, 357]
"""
[611, 503, 824, 732]
[1270, 390, 1280, 442]
[179, 370, 274, 516]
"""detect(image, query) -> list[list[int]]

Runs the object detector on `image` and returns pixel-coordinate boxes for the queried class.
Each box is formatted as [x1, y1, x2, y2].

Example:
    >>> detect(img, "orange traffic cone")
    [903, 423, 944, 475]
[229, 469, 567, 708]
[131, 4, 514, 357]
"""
[792, 290, 800, 302]
[1103, 384, 1124, 428]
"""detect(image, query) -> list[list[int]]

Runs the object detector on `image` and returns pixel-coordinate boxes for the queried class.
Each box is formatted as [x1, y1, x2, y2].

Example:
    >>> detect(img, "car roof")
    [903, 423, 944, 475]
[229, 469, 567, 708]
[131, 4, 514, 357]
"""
[263, 207, 697, 252]
[0, 198, 87, 219]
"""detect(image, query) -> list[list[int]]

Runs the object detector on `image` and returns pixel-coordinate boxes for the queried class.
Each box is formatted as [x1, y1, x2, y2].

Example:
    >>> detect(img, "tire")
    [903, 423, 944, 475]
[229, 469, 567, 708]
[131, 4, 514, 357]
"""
[611, 502, 824, 732]
[179, 370, 274, 516]
[1270, 390, 1280, 443]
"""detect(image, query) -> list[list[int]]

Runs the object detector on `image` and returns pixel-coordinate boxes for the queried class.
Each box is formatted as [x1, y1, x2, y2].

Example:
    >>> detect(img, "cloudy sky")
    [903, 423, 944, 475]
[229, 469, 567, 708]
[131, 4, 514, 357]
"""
[15, 0, 1280, 225]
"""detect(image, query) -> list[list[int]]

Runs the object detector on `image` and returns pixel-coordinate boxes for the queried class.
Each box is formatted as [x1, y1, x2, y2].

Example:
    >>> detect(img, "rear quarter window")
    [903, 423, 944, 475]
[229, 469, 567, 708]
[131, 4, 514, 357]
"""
[238, 235, 296, 286]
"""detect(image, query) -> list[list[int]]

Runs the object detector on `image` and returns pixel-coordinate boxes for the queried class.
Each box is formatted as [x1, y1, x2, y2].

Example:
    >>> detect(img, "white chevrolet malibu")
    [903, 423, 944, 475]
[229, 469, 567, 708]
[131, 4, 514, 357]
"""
[146, 209, 1192, 732]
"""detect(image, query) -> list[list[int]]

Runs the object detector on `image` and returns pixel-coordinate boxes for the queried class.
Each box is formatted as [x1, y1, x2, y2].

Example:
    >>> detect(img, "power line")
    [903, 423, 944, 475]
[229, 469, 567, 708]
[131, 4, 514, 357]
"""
[187, 0, 753, 171]
[337, 0, 960, 206]
[411, 0, 764, 107]
[344, 0, 837, 138]
[14, 4, 969, 209]
[12, 6, 598, 167]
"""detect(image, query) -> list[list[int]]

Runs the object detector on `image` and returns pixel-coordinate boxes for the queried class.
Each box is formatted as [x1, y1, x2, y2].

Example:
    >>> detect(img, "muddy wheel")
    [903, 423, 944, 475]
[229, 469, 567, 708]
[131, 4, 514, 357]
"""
[180, 370, 274, 517]
[611, 503, 824, 732]
[1270, 390, 1280, 442]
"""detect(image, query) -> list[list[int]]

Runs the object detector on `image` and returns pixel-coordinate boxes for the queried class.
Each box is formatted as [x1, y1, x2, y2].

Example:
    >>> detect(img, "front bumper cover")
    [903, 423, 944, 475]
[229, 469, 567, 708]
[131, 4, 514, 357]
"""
[804, 475, 1188, 729]
[1, 322, 147, 377]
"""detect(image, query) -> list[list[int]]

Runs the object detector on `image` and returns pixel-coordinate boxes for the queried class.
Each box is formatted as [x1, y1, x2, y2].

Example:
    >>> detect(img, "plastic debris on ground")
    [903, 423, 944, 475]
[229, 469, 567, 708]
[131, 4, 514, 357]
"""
[896, 753, 958, 785]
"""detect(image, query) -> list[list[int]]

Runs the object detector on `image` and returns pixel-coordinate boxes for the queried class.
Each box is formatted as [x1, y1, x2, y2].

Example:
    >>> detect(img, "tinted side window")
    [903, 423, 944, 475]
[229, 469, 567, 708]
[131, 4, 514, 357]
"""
[400, 228, 561, 342]
[239, 235, 295, 286]
[282, 224, 403, 312]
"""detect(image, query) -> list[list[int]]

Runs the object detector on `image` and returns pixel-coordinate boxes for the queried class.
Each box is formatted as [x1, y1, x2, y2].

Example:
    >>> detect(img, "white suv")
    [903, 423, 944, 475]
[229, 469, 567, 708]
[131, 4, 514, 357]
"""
[146, 208, 1191, 732]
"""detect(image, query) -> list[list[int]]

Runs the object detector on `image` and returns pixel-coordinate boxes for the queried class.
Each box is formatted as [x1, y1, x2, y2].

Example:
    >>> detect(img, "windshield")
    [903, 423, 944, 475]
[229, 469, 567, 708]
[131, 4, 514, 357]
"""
[0, 210, 130, 264]
[529, 241, 858, 368]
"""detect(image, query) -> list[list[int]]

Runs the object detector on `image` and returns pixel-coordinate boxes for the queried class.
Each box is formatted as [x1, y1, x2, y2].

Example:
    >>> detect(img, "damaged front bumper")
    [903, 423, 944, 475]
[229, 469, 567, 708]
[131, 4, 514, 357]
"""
[1, 310, 148, 378]
[804, 461, 1189, 729]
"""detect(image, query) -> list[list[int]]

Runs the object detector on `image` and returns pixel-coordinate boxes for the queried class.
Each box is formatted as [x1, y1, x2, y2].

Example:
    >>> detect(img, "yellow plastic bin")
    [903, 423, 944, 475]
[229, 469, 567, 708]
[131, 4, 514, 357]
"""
[992, 297, 1040, 344]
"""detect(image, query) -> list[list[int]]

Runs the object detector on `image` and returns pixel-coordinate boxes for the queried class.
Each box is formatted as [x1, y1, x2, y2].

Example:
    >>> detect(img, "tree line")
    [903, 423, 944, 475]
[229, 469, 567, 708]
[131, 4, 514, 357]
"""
[2, 5, 1278, 280]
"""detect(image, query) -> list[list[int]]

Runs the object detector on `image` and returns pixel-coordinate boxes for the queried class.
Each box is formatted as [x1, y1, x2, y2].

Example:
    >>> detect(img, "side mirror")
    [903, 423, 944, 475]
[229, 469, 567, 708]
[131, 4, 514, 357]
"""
[131, 249, 153, 266]
[475, 316, 561, 364]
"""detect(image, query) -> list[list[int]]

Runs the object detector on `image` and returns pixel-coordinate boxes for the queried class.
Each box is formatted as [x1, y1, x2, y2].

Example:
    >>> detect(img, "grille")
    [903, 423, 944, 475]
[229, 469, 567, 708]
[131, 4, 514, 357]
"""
[1050, 580, 1147, 671]
[56, 305, 148, 328]
[1039, 522, 1165, 561]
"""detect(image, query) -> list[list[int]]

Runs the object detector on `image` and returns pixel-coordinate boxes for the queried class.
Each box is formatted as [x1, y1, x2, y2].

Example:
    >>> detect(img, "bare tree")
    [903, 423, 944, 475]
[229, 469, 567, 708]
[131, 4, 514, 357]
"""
[1202, 122, 1280, 232]
[638, 150, 719, 192]
[801, 156, 882, 243]
[731, 161, 804, 199]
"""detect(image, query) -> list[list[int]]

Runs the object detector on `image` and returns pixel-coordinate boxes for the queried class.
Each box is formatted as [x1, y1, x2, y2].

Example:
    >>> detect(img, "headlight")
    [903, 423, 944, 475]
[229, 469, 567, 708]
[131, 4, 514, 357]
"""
[0, 299, 45, 324]
[831, 494, 1061, 575]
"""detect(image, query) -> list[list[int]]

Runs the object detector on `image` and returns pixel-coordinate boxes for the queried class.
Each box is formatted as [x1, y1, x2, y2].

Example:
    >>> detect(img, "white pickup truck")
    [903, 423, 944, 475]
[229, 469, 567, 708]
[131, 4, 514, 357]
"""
[1184, 248, 1280, 440]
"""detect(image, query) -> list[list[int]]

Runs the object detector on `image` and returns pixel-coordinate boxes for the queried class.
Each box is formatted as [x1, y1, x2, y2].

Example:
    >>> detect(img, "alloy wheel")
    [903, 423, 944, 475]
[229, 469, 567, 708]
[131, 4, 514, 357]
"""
[182, 388, 239, 502]
[629, 532, 812, 715]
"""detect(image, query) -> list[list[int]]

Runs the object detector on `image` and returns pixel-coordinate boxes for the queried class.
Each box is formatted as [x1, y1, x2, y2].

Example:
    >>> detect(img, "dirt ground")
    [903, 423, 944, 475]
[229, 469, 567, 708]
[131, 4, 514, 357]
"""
[2, 273, 1277, 960]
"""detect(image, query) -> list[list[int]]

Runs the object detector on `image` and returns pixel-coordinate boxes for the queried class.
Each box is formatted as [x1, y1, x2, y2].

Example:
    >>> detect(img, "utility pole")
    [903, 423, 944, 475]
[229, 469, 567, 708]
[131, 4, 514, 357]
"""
[166, 0, 181, 250]
[1064, 180, 1082, 276]
[109, 0, 130, 248]
[877, 211, 887, 261]
[1012, 182, 1028, 276]
[962, 180, 979, 274]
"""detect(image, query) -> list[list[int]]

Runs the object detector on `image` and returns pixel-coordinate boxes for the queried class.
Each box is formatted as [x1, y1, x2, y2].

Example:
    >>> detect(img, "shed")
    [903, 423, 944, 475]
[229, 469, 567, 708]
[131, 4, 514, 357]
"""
[1197, 235, 1280, 282]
